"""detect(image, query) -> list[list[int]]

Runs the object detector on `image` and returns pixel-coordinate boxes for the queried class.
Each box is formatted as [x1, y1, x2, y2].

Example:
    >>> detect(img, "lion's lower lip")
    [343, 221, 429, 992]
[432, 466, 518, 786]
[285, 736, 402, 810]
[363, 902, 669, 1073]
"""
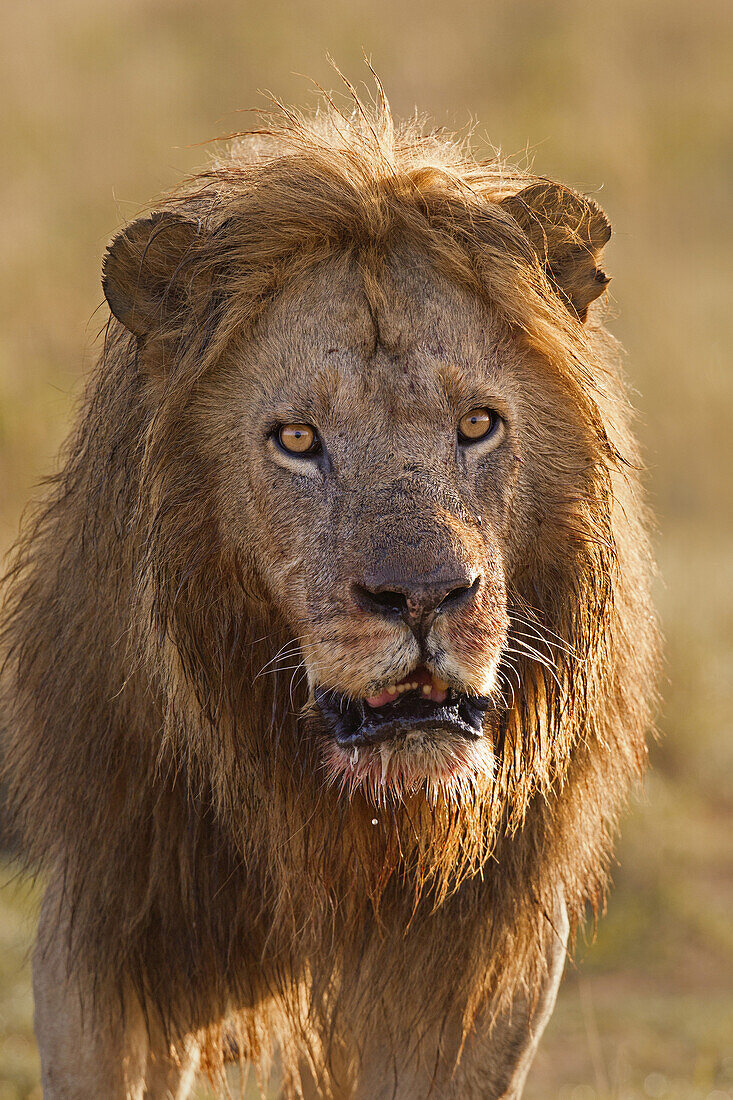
[314, 686, 489, 748]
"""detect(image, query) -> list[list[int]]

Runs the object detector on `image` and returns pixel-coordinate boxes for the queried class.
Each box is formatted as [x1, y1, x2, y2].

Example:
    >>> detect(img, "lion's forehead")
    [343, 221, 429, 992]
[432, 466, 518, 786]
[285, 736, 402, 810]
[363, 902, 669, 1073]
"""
[251, 249, 503, 407]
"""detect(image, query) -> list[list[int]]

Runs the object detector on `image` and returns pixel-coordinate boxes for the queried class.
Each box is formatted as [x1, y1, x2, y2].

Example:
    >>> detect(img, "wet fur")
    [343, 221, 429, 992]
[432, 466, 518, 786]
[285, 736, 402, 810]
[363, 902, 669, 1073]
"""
[1, 79, 658, 1096]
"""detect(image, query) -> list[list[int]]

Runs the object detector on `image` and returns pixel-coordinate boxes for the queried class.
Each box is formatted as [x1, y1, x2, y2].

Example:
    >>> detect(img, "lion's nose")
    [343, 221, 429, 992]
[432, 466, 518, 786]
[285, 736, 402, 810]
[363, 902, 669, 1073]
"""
[352, 570, 480, 636]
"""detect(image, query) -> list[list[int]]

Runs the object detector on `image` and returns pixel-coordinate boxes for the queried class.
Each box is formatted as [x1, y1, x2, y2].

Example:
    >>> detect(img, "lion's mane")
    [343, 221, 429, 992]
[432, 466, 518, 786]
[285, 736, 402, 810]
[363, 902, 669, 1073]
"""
[1, 84, 658, 1086]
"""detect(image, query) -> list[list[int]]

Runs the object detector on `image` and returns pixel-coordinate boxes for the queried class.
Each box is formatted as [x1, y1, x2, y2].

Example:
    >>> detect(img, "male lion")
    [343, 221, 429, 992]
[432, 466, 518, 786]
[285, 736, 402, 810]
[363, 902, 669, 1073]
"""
[1, 80, 657, 1099]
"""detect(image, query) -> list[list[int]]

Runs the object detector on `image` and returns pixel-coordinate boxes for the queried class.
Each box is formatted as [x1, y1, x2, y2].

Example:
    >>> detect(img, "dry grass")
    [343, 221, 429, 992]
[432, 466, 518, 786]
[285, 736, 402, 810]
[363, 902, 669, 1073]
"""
[1, 0, 732, 1096]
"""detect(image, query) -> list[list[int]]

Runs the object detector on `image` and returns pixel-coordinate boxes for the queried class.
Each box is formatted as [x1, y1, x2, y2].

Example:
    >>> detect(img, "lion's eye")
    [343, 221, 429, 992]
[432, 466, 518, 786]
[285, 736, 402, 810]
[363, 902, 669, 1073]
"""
[277, 423, 320, 455]
[458, 408, 500, 443]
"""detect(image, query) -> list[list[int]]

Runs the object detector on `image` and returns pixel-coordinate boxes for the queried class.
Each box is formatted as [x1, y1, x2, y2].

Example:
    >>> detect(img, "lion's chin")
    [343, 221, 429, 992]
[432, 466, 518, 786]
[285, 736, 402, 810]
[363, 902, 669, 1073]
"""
[321, 731, 496, 807]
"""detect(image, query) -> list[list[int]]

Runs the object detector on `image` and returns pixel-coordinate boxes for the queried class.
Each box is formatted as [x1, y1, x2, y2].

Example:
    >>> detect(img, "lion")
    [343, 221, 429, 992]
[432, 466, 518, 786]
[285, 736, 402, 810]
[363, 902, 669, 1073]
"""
[0, 77, 658, 1099]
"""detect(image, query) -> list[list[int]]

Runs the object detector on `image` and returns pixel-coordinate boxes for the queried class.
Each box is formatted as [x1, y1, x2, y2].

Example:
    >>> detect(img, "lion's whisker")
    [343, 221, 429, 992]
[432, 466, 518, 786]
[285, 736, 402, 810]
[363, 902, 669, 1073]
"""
[254, 637, 337, 680]
[503, 642, 565, 696]
[510, 609, 583, 659]
[510, 618, 583, 664]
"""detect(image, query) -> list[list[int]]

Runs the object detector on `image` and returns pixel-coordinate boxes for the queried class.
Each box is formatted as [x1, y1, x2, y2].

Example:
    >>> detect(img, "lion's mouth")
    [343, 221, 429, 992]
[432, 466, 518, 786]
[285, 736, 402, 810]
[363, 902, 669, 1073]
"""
[314, 666, 490, 748]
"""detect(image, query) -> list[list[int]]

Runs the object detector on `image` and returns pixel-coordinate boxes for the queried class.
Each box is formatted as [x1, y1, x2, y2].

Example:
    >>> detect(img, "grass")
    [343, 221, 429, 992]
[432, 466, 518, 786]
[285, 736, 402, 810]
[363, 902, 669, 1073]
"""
[0, 871, 40, 1100]
[1, 0, 732, 1096]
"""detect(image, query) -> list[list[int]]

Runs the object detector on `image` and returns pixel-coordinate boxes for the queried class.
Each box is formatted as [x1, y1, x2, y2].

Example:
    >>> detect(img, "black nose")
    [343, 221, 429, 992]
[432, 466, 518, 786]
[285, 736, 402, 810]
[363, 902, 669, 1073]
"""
[353, 570, 480, 635]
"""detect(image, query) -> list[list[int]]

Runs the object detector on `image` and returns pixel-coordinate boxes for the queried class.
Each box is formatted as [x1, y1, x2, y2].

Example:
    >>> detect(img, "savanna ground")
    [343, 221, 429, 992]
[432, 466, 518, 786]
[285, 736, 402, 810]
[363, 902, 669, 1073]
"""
[1, 2, 731, 1097]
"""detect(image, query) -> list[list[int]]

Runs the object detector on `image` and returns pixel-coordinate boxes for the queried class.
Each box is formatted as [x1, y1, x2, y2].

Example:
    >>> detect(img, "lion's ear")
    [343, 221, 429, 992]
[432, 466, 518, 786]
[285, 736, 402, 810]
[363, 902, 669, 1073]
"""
[102, 211, 203, 339]
[500, 183, 612, 322]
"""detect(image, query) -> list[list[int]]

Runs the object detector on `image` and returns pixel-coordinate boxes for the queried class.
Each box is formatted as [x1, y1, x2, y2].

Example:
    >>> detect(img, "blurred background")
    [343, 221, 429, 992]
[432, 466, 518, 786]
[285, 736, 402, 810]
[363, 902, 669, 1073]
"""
[1, 1, 731, 1097]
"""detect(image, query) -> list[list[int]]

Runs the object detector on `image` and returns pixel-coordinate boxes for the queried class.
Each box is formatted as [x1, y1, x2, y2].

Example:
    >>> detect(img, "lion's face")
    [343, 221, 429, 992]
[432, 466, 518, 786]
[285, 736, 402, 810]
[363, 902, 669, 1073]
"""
[203, 246, 584, 803]
[101, 162, 615, 809]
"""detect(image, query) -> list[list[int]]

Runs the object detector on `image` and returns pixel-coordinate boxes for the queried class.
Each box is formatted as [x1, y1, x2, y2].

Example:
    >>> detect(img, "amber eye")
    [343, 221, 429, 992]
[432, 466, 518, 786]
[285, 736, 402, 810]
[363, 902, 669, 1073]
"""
[277, 423, 319, 455]
[458, 408, 499, 443]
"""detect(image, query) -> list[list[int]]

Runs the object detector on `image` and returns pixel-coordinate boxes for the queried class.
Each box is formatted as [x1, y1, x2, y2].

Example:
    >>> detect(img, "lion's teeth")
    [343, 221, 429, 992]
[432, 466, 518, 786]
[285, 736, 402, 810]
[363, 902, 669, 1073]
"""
[372, 675, 452, 701]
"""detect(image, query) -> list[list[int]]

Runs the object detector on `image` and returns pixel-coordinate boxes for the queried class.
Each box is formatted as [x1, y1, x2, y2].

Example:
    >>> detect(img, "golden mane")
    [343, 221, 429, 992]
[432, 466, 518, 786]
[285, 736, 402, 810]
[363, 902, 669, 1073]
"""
[1, 79, 658, 1087]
